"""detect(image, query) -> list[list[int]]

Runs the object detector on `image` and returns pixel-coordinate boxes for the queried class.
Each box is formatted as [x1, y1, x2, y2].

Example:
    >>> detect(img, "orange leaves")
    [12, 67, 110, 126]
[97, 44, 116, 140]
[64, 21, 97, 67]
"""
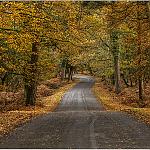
[93, 81, 150, 125]
[0, 80, 75, 136]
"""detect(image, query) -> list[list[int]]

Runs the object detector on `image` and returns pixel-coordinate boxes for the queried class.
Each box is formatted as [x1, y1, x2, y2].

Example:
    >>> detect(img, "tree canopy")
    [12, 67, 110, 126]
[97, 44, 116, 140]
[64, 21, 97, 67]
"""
[0, 1, 150, 106]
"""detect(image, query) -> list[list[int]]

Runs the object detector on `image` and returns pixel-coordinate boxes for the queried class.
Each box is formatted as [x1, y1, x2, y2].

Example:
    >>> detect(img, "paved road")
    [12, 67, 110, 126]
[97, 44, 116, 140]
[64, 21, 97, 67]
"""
[0, 75, 150, 148]
[55, 75, 104, 112]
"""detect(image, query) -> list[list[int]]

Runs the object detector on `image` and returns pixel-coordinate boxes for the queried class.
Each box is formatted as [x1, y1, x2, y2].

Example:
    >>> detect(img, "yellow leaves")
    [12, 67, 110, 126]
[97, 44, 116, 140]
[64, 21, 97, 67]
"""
[7, 34, 16, 44]
[118, 23, 131, 32]
[1, 1, 82, 55]
[7, 33, 33, 52]
[0, 67, 6, 74]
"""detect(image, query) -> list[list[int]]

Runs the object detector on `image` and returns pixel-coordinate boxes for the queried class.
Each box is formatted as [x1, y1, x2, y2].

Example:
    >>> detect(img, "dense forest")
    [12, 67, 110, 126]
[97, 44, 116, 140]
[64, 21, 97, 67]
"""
[0, 1, 150, 108]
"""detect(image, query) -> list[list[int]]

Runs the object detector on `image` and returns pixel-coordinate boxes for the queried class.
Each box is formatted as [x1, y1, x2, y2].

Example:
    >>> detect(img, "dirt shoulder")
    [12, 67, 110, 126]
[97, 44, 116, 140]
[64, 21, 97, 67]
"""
[93, 82, 150, 125]
[0, 81, 76, 137]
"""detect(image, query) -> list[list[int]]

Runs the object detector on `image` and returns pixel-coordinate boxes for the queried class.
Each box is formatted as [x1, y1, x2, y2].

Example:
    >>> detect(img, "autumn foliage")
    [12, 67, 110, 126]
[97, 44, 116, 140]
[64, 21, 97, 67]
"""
[0, 1, 150, 108]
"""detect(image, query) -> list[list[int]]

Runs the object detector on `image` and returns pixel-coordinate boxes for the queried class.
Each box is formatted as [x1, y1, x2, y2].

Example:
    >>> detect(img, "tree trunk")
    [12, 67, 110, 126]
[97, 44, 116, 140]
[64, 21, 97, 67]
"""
[111, 31, 121, 94]
[64, 67, 67, 79]
[1, 72, 8, 85]
[121, 73, 129, 87]
[70, 67, 73, 80]
[68, 66, 73, 81]
[24, 42, 38, 106]
[24, 80, 36, 106]
[136, 3, 145, 107]
[114, 55, 121, 93]
[138, 76, 145, 107]
[60, 67, 65, 81]
[139, 77, 143, 100]
[130, 76, 133, 87]
[146, 2, 150, 20]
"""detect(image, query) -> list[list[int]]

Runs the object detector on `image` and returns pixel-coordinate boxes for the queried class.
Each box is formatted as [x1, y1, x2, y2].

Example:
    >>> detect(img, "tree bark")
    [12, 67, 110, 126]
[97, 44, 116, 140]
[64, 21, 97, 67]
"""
[138, 77, 144, 100]
[111, 31, 121, 94]
[60, 68, 65, 81]
[114, 55, 121, 93]
[24, 42, 38, 106]
[138, 76, 145, 107]
[121, 73, 129, 87]
[68, 66, 73, 81]
[24, 80, 36, 106]
[130, 76, 133, 87]
[146, 2, 150, 21]
[136, 2, 144, 106]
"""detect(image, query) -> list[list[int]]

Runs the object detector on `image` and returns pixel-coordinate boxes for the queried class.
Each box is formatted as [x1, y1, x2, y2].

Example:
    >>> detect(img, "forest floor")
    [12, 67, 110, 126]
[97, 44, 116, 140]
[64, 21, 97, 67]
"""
[93, 79, 150, 125]
[0, 78, 76, 137]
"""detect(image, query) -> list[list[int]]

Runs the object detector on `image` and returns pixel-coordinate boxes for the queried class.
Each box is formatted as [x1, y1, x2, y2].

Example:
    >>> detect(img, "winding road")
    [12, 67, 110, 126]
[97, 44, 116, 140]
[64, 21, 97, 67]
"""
[0, 75, 150, 148]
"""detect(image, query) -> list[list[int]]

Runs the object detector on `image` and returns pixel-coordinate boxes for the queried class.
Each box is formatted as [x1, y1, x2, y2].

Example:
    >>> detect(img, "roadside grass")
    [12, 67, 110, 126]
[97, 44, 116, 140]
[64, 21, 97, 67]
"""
[0, 81, 76, 137]
[93, 82, 150, 125]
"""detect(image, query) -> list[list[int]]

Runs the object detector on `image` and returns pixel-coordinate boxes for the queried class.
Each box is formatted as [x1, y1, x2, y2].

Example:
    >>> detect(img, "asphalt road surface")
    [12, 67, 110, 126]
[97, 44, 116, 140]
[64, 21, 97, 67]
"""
[0, 75, 150, 148]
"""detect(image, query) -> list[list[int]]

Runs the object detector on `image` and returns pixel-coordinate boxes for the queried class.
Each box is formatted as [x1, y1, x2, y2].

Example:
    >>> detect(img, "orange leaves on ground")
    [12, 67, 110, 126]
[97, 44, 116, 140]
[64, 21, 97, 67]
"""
[93, 80, 150, 125]
[0, 81, 76, 136]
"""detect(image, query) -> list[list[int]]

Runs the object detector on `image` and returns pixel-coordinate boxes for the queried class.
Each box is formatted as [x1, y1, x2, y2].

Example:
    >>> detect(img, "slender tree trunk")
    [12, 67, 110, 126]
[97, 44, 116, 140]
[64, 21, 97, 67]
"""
[60, 68, 65, 81]
[1, 72, 8, 85]
[70, 67, 73, 80]
[121, 73, 129, 87]
[146, 2, 150, 20]
[64, 68, 67, 79]
[24, 42, 38, 106]
[111, 31, 121, 94]
[68, 66, 73, 81]
[138, 76, 144, 101]
[138, 75, 145, 107]
[114, 55, 121, 93]
[137, 2, 145, 105]
[130, 76, 133, 87]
